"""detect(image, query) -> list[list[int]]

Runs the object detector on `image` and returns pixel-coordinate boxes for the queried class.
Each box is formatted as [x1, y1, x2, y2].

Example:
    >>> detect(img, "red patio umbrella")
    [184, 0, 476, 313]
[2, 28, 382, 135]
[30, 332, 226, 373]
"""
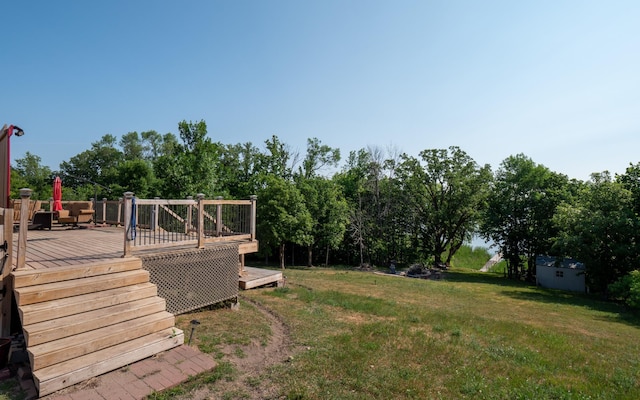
[53, 176, 63, 212]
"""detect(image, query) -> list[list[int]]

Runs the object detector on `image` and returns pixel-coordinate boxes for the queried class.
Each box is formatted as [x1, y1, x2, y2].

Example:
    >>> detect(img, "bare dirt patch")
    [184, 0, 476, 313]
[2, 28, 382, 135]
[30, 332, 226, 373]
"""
[183, 296, 294, 400]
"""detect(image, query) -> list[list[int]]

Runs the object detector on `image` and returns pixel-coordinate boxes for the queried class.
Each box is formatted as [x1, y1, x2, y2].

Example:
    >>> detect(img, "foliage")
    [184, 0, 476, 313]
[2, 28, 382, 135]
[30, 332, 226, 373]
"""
[300, 137, 341, 179]
[113, 159, 156, 198]
[59, 134, 123, 194]
[554, 172, 640, 293]
[397, 146, 492, 266]
[608, 270, 640, 309]
[256, 175, 313, 268]
[481, 154, 569, 280]
[14, 118, 640, 296]
[154, 121, 221, 198]
[11, 151, 52, 200]
[297, 177, 349, 266]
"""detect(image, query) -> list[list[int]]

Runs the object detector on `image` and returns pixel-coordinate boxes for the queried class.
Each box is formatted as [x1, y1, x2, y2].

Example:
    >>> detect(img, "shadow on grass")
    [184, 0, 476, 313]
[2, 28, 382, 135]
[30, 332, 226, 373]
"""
[444, 268, 534, 288]
[500, 289, 640, 328]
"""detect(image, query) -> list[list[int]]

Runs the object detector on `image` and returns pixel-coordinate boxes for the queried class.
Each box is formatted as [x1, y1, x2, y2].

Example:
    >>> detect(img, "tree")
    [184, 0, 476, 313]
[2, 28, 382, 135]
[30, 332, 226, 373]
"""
[217, 142, 261, 198]
[120, 132, 144, 161]
[12, 152, 53, 200]
[300, 137, 341, 179]
[113, 159, 156, 198]
[154, 120, 221, 198]
[554, 172, 640, 293]
[256, 175, 312, 268]
[297, 177, 349, 266]
[617, 162, 640, 215]
[59, 134, 123, 199]
[257, 135, 299, 180]
[480, 154, 569, 280]
[397, 146, 492, 266]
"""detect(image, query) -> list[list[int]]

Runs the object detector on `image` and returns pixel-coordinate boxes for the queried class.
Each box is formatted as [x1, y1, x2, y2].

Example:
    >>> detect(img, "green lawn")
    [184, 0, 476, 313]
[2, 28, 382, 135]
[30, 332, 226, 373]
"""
[165, 267, 640, 399]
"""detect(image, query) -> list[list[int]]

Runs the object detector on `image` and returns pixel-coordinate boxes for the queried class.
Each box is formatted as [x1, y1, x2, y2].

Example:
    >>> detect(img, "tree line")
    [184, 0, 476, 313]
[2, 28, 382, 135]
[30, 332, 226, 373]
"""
[10, 120, 640, 307]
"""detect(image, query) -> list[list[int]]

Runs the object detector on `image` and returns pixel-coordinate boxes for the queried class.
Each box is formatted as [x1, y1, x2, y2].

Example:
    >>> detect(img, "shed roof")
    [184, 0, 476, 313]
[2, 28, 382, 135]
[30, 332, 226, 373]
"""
[536, 255, 585, 270]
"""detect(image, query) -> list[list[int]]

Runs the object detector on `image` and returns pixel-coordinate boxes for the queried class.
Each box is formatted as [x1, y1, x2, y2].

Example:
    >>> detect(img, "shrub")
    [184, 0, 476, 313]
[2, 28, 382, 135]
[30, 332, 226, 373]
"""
[608, 270, 640, 309]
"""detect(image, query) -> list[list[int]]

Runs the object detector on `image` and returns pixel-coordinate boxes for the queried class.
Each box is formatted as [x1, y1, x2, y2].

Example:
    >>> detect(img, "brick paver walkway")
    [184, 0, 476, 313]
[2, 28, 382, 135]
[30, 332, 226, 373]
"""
[7, 345, 216, 400]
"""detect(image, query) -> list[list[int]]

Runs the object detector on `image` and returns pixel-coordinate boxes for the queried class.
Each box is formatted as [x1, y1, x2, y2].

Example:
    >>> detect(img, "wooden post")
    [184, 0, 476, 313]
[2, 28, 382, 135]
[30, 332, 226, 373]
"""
[153, 197, 159, 232]
[1, 205, 14, 336]
[15, 188, 31, 270]
[49, 197, 53, 213]
[250, 195, 257, 241]
[197, 193, 205, 249]
[186, 196, 193, 235]
[216, 196, 223, 237]
[123, 192, 134, 257]
[117, 197, 123, 226]
[102, 197, 107, 224]
[239, 254, 245, 277]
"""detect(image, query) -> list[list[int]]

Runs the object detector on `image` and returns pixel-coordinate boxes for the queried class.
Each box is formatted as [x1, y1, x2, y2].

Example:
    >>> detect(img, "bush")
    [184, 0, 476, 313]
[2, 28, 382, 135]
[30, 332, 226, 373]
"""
[608, 270, 640, 309]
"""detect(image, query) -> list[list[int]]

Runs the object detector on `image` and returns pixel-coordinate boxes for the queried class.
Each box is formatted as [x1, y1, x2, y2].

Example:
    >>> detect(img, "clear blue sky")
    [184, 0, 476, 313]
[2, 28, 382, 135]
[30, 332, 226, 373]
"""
[2, 1, 639, 181]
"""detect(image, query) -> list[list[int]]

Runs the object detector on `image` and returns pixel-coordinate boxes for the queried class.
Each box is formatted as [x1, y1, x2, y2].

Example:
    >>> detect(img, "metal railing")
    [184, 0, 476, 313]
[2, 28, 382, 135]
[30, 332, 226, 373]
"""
[122, 193, 256, 256]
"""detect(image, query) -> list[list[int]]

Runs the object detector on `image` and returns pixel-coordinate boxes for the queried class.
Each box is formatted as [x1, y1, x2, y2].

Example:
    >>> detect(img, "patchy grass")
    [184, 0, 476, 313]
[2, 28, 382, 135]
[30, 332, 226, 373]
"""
[153, 267, 640, 399]
[0, 380, 26, 400]
[176, 300, 272, 358]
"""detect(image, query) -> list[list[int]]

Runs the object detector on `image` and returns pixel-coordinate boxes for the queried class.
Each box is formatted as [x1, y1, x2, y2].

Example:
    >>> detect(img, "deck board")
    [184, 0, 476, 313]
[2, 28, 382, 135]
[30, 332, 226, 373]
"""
[11, 225, 254, 270]
[239, 267, 283, 290]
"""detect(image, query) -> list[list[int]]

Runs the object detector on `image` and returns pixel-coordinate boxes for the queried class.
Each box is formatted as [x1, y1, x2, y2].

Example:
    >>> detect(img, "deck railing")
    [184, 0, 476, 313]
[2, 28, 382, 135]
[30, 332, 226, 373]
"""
[94, 198, 124, 225]
[122, 193, 257, 257]
[2, 188, 30, 336]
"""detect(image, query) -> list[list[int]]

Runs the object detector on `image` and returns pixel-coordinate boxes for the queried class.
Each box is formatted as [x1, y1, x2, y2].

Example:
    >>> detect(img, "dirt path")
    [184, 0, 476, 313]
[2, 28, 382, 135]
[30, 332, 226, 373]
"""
[184, 296, 293, 400]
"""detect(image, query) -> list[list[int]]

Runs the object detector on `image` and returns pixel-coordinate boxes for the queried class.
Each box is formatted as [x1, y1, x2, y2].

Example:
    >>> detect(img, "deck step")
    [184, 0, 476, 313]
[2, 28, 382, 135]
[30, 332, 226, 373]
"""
[14, 269, 150, 306]
[12, 259, 182, 397]
[23, 296, 167, 346]
[18, 282, 158, 325]
[34, 327, 184, 397]
[12, 257, 142, 288]
[29, 311, 175, 370]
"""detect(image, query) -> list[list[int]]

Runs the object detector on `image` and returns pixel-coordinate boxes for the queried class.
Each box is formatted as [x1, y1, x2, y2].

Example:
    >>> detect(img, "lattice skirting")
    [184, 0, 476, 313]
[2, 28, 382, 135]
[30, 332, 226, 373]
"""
[140, 244, 239, 315]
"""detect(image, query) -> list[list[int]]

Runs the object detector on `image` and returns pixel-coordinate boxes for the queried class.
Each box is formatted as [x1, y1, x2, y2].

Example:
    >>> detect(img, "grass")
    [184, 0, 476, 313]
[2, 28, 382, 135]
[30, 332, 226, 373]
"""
[0, 380, 26, 400]
[152, 266, 640, 399]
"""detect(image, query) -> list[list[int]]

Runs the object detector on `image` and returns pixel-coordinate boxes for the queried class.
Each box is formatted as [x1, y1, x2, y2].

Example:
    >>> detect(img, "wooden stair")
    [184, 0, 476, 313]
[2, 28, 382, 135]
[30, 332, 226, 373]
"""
[12, 258, 184, 397]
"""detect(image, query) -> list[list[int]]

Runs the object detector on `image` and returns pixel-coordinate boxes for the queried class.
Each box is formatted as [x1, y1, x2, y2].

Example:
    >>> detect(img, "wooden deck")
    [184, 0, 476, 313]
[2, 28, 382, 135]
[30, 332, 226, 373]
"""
[11, 226, 124, 270]
[239, 267, 284, 290]
[10, 225, 257, 270]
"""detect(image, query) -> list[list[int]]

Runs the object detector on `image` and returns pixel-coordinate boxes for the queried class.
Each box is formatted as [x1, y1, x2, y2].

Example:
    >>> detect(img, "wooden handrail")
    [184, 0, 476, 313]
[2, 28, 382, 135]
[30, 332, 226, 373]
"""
[122, 194, 257, 255]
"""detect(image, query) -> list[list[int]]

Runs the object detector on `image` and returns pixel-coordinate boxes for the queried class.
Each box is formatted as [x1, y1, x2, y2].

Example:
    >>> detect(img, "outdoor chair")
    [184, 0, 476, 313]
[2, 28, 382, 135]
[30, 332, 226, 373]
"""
[57, 201, 95, 226]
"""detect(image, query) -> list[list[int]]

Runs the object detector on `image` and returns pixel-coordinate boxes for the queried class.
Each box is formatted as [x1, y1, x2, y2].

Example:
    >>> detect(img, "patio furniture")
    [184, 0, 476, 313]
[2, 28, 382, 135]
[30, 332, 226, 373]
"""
[57, 201, 95, 226]
[30, 211, 53, 230]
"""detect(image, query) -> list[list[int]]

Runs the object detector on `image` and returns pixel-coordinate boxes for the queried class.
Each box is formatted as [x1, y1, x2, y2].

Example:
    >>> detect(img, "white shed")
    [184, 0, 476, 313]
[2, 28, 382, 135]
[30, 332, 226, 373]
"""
[536, 256, 586, 293]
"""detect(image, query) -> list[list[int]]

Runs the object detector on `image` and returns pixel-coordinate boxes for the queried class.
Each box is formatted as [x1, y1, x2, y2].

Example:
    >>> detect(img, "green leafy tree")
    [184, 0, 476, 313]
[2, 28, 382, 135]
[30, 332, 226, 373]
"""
[119, 131, 144, 161]
[257, 135, 298, 180]
[218, 142, 261, 198]
[617, 162, 640, 215]
[256, 175, 312, 268]
[300, 137, 341, 179]
[481, 154, 569, 280]
[397, 146, 492, 266]
[11, 152, 53, 200]
[297, 177, 349, 266]
[59, 134, 122, 199]
[554, 172, 640, 293]
[112, 159, 156, 198]
[154, 120, 221, 198]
